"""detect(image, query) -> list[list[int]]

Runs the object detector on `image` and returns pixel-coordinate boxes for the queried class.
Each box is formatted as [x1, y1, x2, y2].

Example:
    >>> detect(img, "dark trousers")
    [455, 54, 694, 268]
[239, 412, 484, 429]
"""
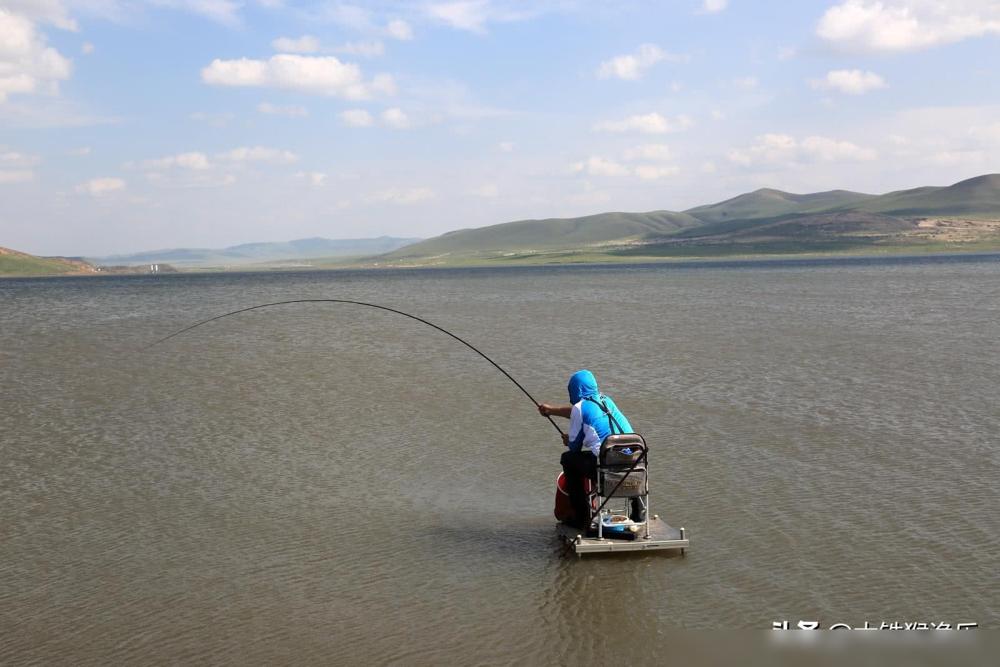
[560, 450, 597, 526]
[561, 450, 647, 526]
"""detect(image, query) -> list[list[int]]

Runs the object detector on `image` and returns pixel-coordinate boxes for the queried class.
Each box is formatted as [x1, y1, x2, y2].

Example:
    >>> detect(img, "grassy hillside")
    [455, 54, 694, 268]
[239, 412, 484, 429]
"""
[0, 247, 96, 277]
[369, 174, 1000, 267]
[684, 188, 876, 224]
[846, 174, 1000, 217]
[385, 210, 701, 259]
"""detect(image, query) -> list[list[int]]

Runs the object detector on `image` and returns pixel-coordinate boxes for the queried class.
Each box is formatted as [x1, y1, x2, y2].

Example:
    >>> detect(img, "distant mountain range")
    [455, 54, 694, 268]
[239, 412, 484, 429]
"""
[383, 174, 1000, 262]
[4, 175, 999, 277]
[91, 236, 421, 266]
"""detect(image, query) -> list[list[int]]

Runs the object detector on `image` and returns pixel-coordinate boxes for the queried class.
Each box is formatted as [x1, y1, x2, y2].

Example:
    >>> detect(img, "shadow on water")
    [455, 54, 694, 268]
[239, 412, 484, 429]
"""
[423, 516, 563, 561]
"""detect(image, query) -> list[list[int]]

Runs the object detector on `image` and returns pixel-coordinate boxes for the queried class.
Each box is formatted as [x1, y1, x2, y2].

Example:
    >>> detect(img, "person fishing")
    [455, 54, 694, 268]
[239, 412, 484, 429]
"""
[538, 369, 638, 530]
[151, 302, 682, 554]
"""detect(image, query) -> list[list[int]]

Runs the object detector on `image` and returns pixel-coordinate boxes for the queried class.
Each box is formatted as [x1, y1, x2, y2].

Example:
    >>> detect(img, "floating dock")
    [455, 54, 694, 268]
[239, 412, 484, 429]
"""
[557, 516, 688, 555]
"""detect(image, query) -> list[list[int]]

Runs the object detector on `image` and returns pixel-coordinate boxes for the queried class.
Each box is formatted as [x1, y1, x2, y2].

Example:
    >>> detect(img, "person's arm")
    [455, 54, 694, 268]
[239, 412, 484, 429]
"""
[565, 404, 583, 450]
[538, 403, 572, 419]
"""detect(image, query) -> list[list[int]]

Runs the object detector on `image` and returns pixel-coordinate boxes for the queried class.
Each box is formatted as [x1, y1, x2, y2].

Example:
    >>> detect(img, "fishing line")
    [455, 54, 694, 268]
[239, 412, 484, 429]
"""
[144, 299, 565, 436]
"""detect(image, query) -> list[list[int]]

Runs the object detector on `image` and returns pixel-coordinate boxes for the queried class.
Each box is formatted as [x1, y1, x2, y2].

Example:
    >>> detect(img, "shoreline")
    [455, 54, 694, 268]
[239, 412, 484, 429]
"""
[4, 247, 999, 280]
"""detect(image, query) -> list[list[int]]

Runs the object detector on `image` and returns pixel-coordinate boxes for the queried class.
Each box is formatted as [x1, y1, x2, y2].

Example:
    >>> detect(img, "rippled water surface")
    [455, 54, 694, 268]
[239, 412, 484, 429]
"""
[2, 256, 999, 663]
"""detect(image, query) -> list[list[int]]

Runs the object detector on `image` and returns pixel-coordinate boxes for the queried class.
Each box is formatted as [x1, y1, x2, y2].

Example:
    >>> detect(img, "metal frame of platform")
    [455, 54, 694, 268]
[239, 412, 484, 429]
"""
[557, 516, 688, 555]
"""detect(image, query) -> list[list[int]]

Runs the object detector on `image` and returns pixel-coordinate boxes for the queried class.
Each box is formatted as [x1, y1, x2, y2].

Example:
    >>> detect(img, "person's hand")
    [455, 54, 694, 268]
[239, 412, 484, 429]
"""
[561, 433, 569, 446]
[538, 403, 552, 417]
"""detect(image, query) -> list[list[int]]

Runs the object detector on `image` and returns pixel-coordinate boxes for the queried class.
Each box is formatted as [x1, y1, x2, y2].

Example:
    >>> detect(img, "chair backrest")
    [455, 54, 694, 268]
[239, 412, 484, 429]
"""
[598, 433, 647, 468]
[597, 433, 647, 498]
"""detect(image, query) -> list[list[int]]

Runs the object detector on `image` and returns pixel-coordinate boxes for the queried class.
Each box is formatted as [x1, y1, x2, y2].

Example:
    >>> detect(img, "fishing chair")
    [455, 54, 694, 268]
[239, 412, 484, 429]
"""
[594, 433, 650, 540]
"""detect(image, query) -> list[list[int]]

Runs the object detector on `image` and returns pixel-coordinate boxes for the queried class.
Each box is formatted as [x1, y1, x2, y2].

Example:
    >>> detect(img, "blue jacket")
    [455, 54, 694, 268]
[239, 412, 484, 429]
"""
[566, 370, 633, 456]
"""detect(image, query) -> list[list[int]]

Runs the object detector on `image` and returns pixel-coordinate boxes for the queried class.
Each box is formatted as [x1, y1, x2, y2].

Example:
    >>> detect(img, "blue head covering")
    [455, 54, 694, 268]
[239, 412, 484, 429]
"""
[567, 369, 599, 404]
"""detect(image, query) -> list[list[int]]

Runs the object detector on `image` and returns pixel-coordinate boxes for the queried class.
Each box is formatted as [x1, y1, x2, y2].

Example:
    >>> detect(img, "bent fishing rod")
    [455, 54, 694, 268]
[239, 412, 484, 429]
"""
[145, 299, 565, 436]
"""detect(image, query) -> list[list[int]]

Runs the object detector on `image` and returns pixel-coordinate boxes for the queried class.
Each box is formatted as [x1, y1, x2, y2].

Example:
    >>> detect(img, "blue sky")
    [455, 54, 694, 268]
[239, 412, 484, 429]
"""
[1, 0, 999, 256]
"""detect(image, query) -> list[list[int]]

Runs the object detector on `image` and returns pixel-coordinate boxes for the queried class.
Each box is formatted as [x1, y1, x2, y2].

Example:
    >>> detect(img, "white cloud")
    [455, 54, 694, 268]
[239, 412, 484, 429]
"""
[0, 8, 73, 103]
[623, 143, 672, 161]
[386, 19, 413, 40]
[76, 177, 125, 196]
[136, 147, 296, 182]
[258, 102, 308, 117]
[809, 69, 886, 95]
[189, 110, 234, 127]
[925, 149, 986, 166]
[1, 1, 77, 30]
[322, 7, 413, 40]
[574, 147, 681, 180]
[216, 146, 298, 164]
[728, 133, 796, 165]
[321, 4, 373, 31]
[335, 40, 385, 57]
[272, 35, 320, 53]
[572, 156, 629, 177]
[596, 44, 685, 81]
[0, 149, 40, 167]
[701, 0, 728, 14]
[381, 107, 410, 128]
[370, 73, 397, 95]
[341, 107, 410, 129]
[145, 171, 237, 188]
[593, 112, 692, 134]
[426, 1, 491, 32]
[566, 187, 612, 208]
[142, 152, 212, 170]
[68, 146, 91, 156]
[734, 76, 758, 90]
[372, 187, 435, 204]
[151, 0, 244, 26]
[876, 105, 1000, 170]
[817, 0, 1000, 53]
[634, 164, 680, 180]
[0, 169, 33, 183]
[296, 171, 327, 186]
[201, 54, 394, 99]
[471, 183, 499, 198]
[498, 141, 514, 152]
[340, 108, 374, 127]
[969, 121, 1000, 144]
[728, 133, 877, 166]
[81, 41, 94, 55]
[800, 135, 878, 161]
[424, 0, 538, 33]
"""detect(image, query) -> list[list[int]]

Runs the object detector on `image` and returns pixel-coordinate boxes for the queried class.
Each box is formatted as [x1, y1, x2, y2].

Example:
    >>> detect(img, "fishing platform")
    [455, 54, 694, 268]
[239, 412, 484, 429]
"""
[556, 516, 688, 555]
[555, 433, 689, 556]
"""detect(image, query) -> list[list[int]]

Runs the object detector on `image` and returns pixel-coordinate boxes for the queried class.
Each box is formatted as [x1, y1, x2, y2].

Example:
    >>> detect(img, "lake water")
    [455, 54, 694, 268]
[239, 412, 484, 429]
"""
[2, 255, 998, 663]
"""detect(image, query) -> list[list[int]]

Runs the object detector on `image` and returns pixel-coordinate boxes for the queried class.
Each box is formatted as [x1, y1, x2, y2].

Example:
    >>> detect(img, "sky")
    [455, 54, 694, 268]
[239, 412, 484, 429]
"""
[1, 0, 999, 256]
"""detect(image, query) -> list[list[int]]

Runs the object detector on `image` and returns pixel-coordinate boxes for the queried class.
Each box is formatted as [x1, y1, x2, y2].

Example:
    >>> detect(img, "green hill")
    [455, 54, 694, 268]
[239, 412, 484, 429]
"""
[684, 188, 876, 224]
[0, 247, 97, 277]
[373, 174, 1000, 265]
[669, 174, 1000, 243]
[846, 174, 1000, 217]
[385, 210, 701, 259]
[706, 211, 916, 240]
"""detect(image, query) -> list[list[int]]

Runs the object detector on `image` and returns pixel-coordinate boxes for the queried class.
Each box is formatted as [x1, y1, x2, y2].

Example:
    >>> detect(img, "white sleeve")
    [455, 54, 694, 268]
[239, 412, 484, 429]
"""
[568, 403, 583, 445]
